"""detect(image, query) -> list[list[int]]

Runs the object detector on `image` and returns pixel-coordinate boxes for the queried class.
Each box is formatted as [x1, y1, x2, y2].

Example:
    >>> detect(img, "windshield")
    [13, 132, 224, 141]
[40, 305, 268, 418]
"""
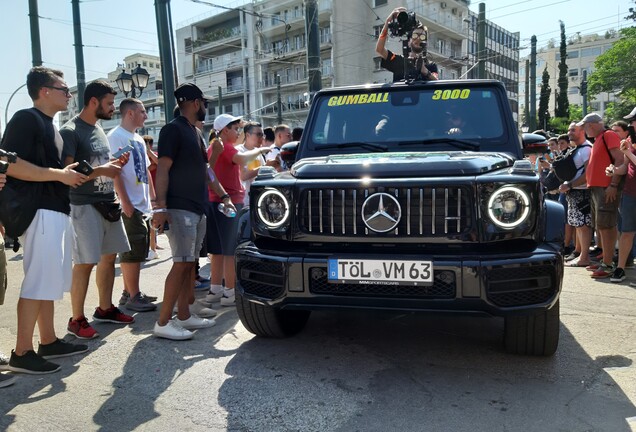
[307, 86, 511, 154]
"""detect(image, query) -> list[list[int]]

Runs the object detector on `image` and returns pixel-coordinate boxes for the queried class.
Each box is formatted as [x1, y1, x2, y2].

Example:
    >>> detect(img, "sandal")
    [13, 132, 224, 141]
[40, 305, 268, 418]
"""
[567, 260, 590, 267]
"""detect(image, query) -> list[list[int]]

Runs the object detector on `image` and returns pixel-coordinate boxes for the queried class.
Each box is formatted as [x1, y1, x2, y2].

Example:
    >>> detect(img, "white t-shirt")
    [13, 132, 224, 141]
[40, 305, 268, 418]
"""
[106, 126, 151, 213]
[237, 143, 265, 205]
[572, 140, 592, 189]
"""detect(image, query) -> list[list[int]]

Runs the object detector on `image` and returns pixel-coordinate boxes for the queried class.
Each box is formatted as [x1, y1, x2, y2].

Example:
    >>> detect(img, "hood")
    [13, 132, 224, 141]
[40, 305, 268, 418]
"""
[291, 152, 515, 179]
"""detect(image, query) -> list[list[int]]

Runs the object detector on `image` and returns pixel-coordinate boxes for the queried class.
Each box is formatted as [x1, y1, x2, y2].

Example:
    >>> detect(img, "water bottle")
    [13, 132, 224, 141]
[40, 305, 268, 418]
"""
[218, 202, 236, 218]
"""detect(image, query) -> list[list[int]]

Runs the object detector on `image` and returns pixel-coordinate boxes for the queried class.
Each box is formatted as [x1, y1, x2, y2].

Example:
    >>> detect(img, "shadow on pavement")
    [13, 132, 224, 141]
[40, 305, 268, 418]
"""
[217, 310, 636, 432]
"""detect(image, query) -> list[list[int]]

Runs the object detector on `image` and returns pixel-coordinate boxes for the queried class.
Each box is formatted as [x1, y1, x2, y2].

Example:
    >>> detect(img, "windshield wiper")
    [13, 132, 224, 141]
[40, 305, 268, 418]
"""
[320, 142, 389, 152]
[398, 137, 480, 150]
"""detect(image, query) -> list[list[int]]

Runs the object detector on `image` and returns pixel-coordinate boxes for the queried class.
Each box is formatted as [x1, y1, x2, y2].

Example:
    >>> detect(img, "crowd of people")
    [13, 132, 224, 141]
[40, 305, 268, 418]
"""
[533, 108, 636, 284]
[0, 68, 298, 386]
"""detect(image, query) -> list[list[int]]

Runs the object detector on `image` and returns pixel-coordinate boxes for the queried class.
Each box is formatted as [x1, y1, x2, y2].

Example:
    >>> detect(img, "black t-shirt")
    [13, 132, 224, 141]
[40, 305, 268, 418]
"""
[157, 116, 208, 215]
[380, 49, 438, 82]
[0, 108, 70, 215]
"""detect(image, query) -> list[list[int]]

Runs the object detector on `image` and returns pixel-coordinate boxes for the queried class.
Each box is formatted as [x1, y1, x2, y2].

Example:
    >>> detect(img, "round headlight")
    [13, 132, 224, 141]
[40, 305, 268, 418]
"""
[256, 189, 290, 228]
[487, 186, 530, 228]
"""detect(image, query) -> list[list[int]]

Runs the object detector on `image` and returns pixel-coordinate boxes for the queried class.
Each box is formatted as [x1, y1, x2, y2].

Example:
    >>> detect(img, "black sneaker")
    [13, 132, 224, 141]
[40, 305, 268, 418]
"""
[7, 350, 60, 375]
[610, 267, 626, 283]
[37, 338, 89, 360]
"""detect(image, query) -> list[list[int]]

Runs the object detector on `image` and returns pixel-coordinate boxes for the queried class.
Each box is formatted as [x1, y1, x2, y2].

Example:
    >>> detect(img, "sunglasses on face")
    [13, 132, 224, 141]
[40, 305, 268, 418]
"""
[412, 33, 427, 41]
[44, 85, 71, 96]
[249, 132, 264, 137]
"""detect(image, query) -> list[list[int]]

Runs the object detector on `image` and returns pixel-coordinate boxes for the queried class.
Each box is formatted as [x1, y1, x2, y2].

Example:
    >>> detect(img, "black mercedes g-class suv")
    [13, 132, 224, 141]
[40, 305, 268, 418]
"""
[235, 79, 564, 356]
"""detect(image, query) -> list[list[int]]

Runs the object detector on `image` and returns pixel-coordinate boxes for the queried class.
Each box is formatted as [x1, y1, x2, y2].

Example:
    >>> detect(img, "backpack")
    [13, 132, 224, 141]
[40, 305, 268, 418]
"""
[551, 144, 592, 182]
[0, 109, 48, 250]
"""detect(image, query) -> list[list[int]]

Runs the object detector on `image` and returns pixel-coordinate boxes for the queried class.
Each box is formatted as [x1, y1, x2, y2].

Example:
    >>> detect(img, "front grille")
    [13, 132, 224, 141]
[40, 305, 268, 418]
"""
[238, 261, 285, 300]
[308, 267, 456, 298]
[298, 186, 473, 238]
[486, 265, 556, 307]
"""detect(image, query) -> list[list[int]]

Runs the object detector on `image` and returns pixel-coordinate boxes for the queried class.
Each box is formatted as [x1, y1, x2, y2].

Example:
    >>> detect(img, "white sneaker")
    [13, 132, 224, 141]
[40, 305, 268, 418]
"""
[146, 250, 160, 260]
[172, 302, 218, 318]
[190, 300, 218, 318]
[220, 291, 236, 307]
[205, 290, 224, 303]
[175, 314, 216, 330]
[153, 320, 193, 340]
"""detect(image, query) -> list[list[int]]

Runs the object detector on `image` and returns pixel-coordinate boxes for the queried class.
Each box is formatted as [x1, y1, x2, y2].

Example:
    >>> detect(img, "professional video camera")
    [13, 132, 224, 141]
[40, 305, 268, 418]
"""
[388, 11, 418, 37]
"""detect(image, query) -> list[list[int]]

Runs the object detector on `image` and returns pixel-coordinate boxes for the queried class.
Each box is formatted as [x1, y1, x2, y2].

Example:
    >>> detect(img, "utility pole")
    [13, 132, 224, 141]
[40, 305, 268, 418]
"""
[305, 0, 322, 97]
[155, 0, 177, 122]
[524, 59, 529, 125]
[581, 69, 588, 116]
[276, 74, 283, 125]
[218, 86, 223, 115]
[71, 0, 86, 106]
[529, 35, 537, 131]
[28, 0, 42, 66]
[477, 3, 486, 79]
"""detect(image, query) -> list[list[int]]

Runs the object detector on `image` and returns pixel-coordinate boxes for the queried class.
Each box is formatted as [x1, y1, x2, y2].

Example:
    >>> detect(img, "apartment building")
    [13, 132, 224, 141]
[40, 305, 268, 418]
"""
[519, 32, 620, 119]
[58, 53, 165, 140]
[175, 0, 519, 127]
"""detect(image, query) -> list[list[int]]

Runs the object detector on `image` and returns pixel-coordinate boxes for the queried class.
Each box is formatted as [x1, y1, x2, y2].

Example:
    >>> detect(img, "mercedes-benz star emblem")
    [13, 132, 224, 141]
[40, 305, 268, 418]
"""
[361, 193, 401, 233]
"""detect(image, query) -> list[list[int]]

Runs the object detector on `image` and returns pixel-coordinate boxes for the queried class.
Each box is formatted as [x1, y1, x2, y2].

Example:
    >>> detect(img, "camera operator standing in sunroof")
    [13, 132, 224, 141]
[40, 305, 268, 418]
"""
[375, 7, 439, 82]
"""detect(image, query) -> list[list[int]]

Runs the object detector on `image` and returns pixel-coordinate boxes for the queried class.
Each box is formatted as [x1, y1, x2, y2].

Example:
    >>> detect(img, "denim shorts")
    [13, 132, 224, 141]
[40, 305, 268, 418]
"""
[620, 193, 636, 232]
[165, 209, 206, 262]
[207, 202, 243, 256]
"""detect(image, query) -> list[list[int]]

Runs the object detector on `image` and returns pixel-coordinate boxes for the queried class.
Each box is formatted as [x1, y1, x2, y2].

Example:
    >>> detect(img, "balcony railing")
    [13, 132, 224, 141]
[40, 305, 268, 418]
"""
[196, 53, 244, 74]
[193, 26, 245, 51]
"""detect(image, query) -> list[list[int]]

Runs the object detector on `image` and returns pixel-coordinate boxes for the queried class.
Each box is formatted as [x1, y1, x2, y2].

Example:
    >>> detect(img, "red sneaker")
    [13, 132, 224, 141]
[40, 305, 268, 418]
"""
[93, 305, 135, 324]
[68, 316, 99, 339]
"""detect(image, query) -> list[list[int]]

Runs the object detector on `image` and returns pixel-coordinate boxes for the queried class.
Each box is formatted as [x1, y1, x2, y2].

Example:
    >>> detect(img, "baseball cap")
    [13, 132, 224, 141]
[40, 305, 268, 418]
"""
[174, 83, 210, 103]
[624, 106, 636, 122]
[214, 113, 242, 132]
[575, 113, 603, 127]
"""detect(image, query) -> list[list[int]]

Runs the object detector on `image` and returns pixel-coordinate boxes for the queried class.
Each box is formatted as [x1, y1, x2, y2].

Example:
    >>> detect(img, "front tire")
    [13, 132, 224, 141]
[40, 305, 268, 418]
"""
[236, 290, 310, 338]
[504, 300, 560, 356]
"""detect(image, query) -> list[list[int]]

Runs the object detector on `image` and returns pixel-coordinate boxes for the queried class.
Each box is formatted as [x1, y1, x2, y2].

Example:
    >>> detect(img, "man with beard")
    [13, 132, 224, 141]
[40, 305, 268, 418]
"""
[375, 7, 438, 82]
[152, 83, 227, 340]
[61, 80, 134, 340]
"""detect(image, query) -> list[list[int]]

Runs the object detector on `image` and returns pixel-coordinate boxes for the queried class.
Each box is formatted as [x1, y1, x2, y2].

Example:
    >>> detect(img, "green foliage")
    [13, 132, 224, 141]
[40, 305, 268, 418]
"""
[588, 27, 636, 97]
[627, 0, 636, 21]
[538, 67, 551, 131]
[549, 117, 571, 134]
[555, 21, 570, 118]
[569, 104, 584, 123]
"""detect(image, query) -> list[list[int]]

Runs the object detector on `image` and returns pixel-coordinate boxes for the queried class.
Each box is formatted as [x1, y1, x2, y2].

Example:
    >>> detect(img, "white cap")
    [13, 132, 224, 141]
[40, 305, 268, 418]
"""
[213, 113, 242, 132]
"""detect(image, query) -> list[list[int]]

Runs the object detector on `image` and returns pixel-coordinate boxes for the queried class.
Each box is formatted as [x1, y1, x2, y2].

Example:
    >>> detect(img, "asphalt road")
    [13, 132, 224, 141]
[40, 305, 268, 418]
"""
[0, 236, 635, 432]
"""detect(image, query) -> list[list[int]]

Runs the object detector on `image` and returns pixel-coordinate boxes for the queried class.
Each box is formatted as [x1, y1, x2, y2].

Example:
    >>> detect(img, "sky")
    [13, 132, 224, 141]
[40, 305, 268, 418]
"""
[0, 0, 632, 132]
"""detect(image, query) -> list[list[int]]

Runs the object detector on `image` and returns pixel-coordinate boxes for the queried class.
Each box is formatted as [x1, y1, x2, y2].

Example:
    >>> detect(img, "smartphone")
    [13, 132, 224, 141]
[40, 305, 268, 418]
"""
[75, 160, 94, 175]
[162, 221, 169, 231]
[112, 144, 134, 159]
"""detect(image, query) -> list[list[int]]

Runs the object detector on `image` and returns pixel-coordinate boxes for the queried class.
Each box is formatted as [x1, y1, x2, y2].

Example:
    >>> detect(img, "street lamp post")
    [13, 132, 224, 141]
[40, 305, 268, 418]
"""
[115, 64, 150, 98]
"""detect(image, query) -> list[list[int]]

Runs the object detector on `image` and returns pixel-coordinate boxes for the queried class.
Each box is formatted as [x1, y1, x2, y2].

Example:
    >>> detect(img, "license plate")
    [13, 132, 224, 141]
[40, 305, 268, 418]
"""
[328, 259, 433, 286]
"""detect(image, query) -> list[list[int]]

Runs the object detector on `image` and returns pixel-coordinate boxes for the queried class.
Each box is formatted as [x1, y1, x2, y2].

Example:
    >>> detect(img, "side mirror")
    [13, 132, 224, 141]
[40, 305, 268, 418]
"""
[521, 133, 549, 157]
[280, 141, 299, 167]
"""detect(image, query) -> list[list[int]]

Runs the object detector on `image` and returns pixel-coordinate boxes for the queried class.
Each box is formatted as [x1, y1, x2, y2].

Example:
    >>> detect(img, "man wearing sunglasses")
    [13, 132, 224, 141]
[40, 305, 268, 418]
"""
[375, 7, 438, 82]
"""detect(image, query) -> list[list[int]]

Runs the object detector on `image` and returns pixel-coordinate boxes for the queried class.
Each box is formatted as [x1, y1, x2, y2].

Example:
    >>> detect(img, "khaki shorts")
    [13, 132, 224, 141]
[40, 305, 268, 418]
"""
[120, 209, 150, 263]
[590, 186, 620, 229]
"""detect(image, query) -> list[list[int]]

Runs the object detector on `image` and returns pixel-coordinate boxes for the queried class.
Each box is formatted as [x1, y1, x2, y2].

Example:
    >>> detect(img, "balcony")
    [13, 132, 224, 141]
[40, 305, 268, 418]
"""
[257, 73, 308, 90]
[196, 53, 244, 75]
[193, 26, 245, 53]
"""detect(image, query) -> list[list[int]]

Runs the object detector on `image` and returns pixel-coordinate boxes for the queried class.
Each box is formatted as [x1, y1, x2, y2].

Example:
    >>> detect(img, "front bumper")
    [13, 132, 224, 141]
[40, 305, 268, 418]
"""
[235, 243, 563, 317]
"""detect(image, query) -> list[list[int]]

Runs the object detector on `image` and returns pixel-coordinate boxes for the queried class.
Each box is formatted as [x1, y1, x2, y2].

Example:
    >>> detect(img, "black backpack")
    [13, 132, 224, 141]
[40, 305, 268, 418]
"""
[551, 144, 592, 182]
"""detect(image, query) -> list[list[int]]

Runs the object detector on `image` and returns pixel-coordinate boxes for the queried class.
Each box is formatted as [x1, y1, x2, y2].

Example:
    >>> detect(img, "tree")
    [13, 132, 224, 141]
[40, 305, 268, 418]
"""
[588, 27, 636, 118]
[555, 21, 570, 118]
[538, 67, 551, 131]
[627, 0, 636, 21]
